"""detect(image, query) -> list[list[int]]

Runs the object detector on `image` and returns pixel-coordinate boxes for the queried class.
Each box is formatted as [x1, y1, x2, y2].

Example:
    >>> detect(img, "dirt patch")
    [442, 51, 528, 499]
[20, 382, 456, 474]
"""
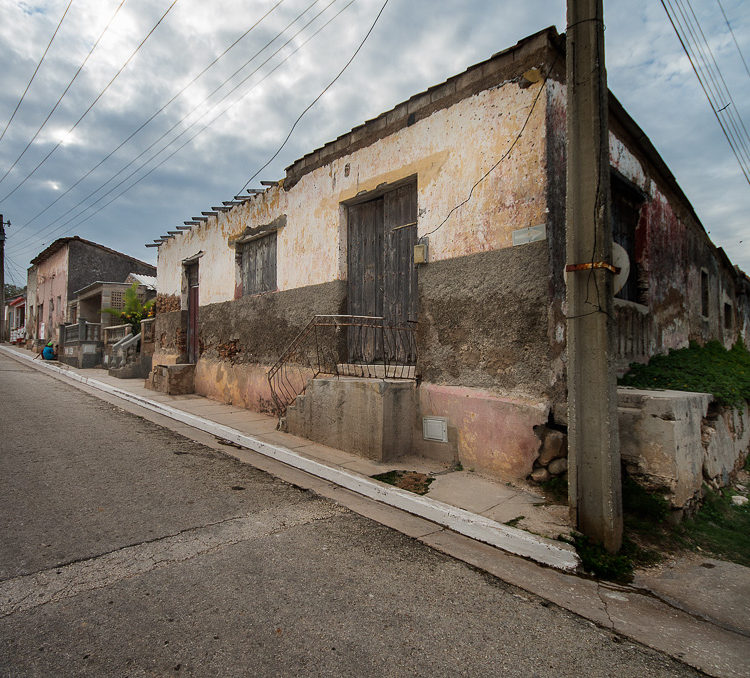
[371, 470, 434, 495]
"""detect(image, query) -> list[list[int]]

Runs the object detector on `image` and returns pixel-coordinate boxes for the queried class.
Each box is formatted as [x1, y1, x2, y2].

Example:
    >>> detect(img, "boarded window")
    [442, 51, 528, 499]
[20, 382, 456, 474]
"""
[611, 173, 644, 303]
[240, 232, 277, 295]
[701, 270, 709, 318]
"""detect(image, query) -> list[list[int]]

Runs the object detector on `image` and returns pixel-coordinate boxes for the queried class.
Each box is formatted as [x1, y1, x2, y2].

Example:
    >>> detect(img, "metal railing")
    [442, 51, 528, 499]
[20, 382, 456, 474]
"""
[267, 314, 417, 415]
[103, 323, 132, 347]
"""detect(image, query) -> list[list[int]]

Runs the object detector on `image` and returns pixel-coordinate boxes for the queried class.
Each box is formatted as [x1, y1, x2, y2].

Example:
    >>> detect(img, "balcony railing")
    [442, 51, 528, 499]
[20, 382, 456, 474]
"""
[268, 315, 417, 415]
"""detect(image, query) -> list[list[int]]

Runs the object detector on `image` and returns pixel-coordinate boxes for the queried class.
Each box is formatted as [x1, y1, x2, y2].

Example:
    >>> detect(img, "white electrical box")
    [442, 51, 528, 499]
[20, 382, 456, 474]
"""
[422, 416, 448, 443]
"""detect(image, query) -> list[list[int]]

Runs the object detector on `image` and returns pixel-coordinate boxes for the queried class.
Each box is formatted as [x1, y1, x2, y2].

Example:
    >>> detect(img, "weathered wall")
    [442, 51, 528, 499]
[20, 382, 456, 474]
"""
[198, 281, 346, 365]
[25, 266, 37, 344]
[152, 309, 187, 365]
[34, 246, 68, 342]
[156, 66, 550, 303]
[544, 77, 750, 394]
[67, 240, 155, 300]
[417, 243, 552, 400]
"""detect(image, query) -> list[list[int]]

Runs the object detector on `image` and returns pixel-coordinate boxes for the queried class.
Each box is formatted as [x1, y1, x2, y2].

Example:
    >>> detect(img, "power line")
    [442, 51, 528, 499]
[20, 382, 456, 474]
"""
[716, 0, 750, 80]
[7, 0, 329, 254]
[9, 0, 288, 242]
[238, 0, 390, 193]
[661, 0, 750, 184]
[0, 0, 74, 145]
[8, 0, 356, 254]
[678, 0, 750, 166]
[0, 0, 129, 188]
[0, 0, 182, 205]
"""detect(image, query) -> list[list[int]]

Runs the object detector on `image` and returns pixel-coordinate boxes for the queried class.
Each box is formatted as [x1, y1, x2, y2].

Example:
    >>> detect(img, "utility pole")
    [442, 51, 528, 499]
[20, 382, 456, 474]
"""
[565, 0, 623, 551]
[0, 214, 5, 343]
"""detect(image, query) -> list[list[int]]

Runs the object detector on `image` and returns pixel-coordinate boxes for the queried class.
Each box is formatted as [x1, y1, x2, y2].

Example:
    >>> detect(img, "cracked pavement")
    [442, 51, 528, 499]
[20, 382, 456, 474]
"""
[0, 352, 702, 677]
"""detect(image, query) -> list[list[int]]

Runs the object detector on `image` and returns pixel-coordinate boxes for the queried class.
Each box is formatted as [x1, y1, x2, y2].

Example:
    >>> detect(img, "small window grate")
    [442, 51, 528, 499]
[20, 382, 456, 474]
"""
[110, 291, 125, 309]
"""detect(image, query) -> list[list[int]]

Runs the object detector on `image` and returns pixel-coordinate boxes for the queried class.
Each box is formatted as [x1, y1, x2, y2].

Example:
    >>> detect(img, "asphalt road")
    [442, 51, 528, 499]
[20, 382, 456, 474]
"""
[0, 352, 698, 677]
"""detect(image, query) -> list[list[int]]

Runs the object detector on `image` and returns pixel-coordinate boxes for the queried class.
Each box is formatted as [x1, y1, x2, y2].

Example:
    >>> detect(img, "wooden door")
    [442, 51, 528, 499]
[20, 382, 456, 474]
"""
[186, 263, 199, 364]
[347, 182, 417, 363]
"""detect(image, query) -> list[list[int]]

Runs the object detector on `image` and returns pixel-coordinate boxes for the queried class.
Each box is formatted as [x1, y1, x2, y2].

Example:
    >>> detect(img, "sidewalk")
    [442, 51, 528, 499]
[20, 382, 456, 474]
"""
[3, 344, 749, 678]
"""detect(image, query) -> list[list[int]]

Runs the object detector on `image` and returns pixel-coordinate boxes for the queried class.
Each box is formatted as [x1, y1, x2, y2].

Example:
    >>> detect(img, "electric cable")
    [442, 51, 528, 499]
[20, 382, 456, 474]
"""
[6, 0, 331, 254]
[237, 0, 390, 193]
[8, 0, 357, 253]
[673, 0, 750, 168]
[0, 0, 182, 204]
[0, 0, 73, 144]
[0, 0, 129, 188]
[8, 0, 288, 241]
[661, 0, 750, 184]
[716, 0, 750, 80]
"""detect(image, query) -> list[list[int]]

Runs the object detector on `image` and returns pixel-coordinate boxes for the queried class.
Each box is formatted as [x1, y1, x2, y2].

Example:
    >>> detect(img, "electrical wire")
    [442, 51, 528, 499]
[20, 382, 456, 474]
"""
[6, 0, 331, 254]
[0, 0, 182, 205]
[0, 0, 129, 188]
[661, 0, 750, 184]
[8, 0, 288, 241]
[674, 0, 750, 168]
[422, 56, 558, 241]
[0, 0, 73, 145]
[716, 0, 750, 80]
[8, 0, 357, 253]
[237, 0, 390, 193]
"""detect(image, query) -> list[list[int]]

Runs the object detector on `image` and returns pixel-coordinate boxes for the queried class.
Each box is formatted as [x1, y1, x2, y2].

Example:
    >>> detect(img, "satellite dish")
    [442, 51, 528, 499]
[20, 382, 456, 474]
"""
[612, 242, 630, 295]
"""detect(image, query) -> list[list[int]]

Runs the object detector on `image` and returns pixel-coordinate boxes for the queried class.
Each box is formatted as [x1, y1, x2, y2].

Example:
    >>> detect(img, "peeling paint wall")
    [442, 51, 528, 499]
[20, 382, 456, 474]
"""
[156, 78, 549, 302]
[33, 246, 69, 342]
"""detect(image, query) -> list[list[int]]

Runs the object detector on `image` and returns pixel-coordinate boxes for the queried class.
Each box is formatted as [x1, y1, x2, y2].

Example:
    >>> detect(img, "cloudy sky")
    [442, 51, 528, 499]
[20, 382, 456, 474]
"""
[0, 0, 748, 288]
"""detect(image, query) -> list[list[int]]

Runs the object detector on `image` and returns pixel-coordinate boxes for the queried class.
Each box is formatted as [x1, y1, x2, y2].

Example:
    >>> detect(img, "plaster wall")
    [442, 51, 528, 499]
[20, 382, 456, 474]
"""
[156, 77, 549, 302]
[34, 246, 69, 341]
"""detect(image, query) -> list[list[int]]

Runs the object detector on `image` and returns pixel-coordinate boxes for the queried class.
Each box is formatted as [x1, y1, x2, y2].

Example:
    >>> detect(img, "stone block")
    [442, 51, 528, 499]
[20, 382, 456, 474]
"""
[539, 430, 567, 466]
[146, 363, 195, 395]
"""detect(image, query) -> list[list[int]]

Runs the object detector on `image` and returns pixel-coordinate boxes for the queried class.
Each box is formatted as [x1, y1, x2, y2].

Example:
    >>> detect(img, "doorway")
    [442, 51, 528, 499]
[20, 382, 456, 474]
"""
[185, 263, 199, 364]
[346, 181, 417, 363]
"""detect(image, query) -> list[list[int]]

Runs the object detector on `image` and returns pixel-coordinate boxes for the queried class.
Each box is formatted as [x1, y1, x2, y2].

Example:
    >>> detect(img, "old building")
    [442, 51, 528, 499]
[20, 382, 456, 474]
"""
[26, 236, 156, 347]
[149, 28, 749, 484]
[3, 293, 26, 343]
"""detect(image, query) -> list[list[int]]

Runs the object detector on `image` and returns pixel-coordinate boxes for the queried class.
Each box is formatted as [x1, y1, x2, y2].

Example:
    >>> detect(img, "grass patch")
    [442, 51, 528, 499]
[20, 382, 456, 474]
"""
[504, 515, 525, 528]
[675, 488, 750, 567]
[618, 340, 750, 408]
[539, 475, 568, 504]
[371, 470, 434, 495]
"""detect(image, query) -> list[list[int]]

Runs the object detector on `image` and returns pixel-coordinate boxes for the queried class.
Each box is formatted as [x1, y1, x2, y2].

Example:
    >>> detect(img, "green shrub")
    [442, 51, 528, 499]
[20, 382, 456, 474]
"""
[619, 340, 750, 408]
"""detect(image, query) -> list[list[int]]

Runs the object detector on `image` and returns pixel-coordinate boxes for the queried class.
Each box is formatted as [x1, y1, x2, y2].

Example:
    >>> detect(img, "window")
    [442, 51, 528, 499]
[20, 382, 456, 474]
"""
[724, 303, 733, 330]
[611, 173, 645, 303]
[701, 270, 709, 318]
[239, 232, 277, 295]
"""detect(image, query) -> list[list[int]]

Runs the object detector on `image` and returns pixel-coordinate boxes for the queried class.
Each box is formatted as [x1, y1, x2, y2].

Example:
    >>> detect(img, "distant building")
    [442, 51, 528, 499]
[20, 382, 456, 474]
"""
[26, 236, 155, 347]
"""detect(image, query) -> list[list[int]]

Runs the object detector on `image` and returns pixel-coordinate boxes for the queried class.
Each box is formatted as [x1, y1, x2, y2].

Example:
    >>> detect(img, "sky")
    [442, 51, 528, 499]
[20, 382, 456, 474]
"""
[0, 0, 748, 288]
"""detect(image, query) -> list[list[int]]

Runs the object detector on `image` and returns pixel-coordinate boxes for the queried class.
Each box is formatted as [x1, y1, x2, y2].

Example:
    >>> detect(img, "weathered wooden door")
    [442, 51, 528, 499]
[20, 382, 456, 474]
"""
[347, 182, 417, 362]
[186, 263, 199, 364]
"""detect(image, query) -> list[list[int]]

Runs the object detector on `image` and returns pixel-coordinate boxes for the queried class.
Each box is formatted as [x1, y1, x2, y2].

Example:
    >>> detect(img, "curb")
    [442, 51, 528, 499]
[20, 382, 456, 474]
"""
[1, 345, 579, 572]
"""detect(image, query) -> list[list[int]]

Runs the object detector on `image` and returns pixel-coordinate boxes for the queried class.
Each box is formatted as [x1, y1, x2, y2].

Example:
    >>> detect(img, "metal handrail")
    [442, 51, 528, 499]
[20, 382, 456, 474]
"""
[267, 314, 417, 415]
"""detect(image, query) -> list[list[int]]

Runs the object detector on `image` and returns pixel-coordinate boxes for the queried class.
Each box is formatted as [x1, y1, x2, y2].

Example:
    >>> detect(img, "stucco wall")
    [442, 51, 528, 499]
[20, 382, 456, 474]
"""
[156, 75, 549, 304]
[34, 246, 68, 341]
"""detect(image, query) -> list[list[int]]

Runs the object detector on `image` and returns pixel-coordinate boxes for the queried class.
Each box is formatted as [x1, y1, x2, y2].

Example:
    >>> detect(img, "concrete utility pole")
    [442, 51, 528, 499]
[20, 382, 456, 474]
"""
[0, 214, 5, 342]
[565, 0, 623, 551]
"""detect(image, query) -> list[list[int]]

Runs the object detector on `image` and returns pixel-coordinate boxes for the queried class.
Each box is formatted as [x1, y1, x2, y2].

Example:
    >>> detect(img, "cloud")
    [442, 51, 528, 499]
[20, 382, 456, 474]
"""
[0, 0, 747, 278]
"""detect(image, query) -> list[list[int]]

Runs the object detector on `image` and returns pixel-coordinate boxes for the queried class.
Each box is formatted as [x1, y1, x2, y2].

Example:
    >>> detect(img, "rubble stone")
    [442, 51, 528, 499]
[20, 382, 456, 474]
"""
[530, 467, 551, 483]
[538, 430, 567, 466]
[548, 458, 568, 476]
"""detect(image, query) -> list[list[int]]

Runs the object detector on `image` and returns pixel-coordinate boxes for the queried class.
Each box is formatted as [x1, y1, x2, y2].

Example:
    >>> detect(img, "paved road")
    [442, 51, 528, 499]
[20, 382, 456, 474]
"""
[0, 352, 697, 677]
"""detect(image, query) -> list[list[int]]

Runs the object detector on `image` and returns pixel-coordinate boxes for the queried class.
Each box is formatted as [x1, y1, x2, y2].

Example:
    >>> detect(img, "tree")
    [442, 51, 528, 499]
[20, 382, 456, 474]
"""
[102, 282, 155, 336]
[4, 283, 25, 299]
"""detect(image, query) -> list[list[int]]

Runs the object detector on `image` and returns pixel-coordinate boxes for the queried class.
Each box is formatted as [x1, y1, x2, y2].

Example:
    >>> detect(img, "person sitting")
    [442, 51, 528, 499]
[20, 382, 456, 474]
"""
[42, 341, 57, 360]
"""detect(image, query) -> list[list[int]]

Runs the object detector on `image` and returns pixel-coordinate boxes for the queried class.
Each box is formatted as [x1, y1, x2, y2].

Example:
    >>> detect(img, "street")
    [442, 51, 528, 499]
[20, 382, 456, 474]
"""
[0, 352, 697, 677]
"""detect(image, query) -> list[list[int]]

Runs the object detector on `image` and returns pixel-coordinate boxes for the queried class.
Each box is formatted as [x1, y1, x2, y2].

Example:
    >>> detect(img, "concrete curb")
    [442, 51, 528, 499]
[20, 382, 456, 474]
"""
[1, 345, 579, 572]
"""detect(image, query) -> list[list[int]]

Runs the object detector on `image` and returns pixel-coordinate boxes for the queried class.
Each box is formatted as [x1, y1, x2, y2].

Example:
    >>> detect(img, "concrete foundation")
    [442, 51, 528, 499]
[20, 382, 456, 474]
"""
[286, 378, 415, 462]
[618, 388, 750, 510]
[145, 363, 195, 395]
